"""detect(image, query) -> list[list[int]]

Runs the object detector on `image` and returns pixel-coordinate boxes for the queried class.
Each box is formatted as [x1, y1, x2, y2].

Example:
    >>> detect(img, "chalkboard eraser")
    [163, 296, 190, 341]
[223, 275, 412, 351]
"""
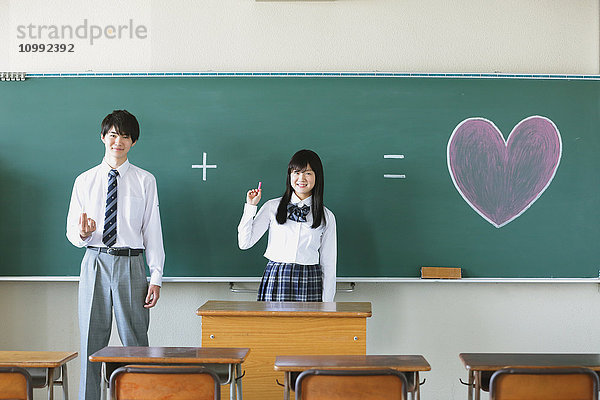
[421, 266, 462, 279]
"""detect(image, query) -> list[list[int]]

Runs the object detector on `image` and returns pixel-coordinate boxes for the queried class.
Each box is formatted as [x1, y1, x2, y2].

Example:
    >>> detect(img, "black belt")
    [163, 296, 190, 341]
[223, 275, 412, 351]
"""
[88, 247, 144, 256]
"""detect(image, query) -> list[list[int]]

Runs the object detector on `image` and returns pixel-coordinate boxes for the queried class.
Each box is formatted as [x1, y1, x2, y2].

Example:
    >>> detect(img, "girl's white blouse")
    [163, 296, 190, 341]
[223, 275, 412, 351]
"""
[237, 194, 337, 302]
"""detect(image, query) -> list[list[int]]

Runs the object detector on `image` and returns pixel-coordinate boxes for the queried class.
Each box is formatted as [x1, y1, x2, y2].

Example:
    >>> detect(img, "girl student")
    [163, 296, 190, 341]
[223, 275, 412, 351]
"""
[237, 149, 337, 302]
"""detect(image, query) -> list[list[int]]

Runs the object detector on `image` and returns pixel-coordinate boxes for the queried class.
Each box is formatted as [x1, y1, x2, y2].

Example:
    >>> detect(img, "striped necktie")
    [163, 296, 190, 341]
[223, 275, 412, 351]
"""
[102, 169, 119, 247]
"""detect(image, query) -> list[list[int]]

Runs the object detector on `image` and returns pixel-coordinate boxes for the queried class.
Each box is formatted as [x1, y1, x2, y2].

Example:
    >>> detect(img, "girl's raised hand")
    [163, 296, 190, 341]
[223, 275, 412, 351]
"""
[246, 188, 262, 205]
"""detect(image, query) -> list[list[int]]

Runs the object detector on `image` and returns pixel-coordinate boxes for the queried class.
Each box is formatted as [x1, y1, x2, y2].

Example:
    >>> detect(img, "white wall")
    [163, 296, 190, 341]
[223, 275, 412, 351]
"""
[1, 0, 598, 73]
[2, 281, 600, 399]
[1, 1, 599, 399]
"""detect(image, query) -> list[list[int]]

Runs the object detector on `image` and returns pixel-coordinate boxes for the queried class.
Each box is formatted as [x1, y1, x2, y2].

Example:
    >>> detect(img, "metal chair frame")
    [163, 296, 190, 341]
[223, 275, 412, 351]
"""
[490, 367, 599, 400]
[109, 365, 221, 400]
[295, 368, 408, 400]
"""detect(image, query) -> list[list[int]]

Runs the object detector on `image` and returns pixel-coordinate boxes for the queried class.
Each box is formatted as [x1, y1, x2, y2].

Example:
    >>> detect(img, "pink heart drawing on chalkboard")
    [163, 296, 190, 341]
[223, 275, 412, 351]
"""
[447, 116, 562, 228]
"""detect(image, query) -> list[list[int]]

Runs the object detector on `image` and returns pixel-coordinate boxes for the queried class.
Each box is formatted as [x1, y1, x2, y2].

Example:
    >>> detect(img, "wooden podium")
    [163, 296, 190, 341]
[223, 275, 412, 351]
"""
[197, 301, 372, 400]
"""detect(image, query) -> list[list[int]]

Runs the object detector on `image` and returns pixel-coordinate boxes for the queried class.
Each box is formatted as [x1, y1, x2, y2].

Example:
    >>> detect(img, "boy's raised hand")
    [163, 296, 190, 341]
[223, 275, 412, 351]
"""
[79, 212, 96, 239]
[246, 187, 262, 206]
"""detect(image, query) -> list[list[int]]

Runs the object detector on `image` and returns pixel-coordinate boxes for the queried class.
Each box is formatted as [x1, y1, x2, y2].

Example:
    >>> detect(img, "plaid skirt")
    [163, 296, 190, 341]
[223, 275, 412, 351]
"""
[257, 261, 323, 302]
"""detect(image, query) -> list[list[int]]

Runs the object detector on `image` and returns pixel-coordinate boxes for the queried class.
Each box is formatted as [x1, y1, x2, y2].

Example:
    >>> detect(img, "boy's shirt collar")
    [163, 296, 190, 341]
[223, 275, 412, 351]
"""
[101, 158, 131, 176]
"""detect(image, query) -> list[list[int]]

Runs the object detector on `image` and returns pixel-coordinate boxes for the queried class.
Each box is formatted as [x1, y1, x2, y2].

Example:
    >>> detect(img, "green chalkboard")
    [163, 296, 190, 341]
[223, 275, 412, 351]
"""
[0, 76, 599, 278]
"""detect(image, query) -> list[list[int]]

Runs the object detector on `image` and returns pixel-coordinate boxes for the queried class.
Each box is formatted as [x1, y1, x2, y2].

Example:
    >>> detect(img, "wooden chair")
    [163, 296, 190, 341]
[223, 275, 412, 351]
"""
[490, 367, 599, 400]
[109, 365, 221, 400]
[0, 366, 33, 400]
[295, 369, 408, 400]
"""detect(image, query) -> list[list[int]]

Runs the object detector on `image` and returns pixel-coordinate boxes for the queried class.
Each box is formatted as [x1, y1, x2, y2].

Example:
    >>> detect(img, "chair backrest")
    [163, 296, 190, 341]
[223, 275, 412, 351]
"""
[110, 365, 221, 400]
[0, 367, 33, 400]
[490, 367, 599, 400]
[295, 369, 408, 400]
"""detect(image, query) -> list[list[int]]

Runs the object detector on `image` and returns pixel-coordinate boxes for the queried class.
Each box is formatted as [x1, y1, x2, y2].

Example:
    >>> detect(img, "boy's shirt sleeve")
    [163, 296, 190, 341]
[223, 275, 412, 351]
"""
[66, 175, 92, 248]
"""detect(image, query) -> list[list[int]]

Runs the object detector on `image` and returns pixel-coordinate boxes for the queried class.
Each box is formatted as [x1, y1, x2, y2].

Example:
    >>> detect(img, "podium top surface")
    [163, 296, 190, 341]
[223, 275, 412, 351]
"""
[196, 301, 372, 317]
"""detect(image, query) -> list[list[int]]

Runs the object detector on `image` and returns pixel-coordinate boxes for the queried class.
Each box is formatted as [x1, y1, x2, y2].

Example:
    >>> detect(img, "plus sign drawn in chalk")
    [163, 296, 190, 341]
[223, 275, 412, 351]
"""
[192, 152, 218, 181]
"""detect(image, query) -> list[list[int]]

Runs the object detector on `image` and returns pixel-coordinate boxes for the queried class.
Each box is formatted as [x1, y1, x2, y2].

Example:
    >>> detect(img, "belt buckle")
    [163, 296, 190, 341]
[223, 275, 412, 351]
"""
[107, 248, 118, 256]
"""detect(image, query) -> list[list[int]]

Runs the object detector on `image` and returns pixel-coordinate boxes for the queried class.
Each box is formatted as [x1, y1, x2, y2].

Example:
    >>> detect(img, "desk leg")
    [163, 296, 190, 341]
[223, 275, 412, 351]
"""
[283, 371, 290, 400]
[415, 372, 420, 400]
[229, 365, 233, 400]
[101, 363, 108, 400]
[235, 363, 243, 400]
[467, 370, 474, 400]
[474, 371, 481, 400]
[47, 367, 54, 400]
[62, 364, 69, 400]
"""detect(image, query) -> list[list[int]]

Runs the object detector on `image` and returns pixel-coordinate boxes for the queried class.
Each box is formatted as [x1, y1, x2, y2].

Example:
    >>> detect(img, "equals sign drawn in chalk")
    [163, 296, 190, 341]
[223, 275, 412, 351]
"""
[383, 154, 406, 179]
[384, 174, 406, 179]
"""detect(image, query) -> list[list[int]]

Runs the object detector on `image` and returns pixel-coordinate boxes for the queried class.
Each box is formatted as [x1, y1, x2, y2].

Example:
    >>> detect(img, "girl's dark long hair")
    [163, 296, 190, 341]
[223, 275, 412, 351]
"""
[276, 149, 326, 228]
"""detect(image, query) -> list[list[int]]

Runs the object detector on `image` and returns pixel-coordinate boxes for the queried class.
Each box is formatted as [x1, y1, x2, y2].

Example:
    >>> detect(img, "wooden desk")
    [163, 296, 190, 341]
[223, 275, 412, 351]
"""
[0, 351, 78, 400]
[459, 353, 600, 400]
[89, 346, 249, 400]
[275, 354, 430, 400]
[197, 301, 372, 400]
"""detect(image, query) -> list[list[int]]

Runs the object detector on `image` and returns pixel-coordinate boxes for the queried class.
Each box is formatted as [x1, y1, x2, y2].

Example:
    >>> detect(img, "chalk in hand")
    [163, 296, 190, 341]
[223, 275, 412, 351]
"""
[258, 181, 262, 190]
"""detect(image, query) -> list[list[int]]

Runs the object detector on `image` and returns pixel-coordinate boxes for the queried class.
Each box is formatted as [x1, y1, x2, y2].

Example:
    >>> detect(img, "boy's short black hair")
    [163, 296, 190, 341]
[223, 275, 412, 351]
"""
[100, 110, 140, 143]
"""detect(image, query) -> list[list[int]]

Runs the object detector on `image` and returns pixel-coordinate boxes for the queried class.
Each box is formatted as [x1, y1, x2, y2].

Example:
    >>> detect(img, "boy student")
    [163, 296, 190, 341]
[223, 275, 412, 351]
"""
[66, 110, 165, 400]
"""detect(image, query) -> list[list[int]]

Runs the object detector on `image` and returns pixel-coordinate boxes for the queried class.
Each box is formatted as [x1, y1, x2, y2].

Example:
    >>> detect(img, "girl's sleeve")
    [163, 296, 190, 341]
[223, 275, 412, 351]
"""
[237, 201, 272, 249]
[320, 210, 337, 302]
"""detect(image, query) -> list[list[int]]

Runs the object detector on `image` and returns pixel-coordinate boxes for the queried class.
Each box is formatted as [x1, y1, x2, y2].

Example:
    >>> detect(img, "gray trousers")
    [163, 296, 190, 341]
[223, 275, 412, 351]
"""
[78, 248, 149, 400]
